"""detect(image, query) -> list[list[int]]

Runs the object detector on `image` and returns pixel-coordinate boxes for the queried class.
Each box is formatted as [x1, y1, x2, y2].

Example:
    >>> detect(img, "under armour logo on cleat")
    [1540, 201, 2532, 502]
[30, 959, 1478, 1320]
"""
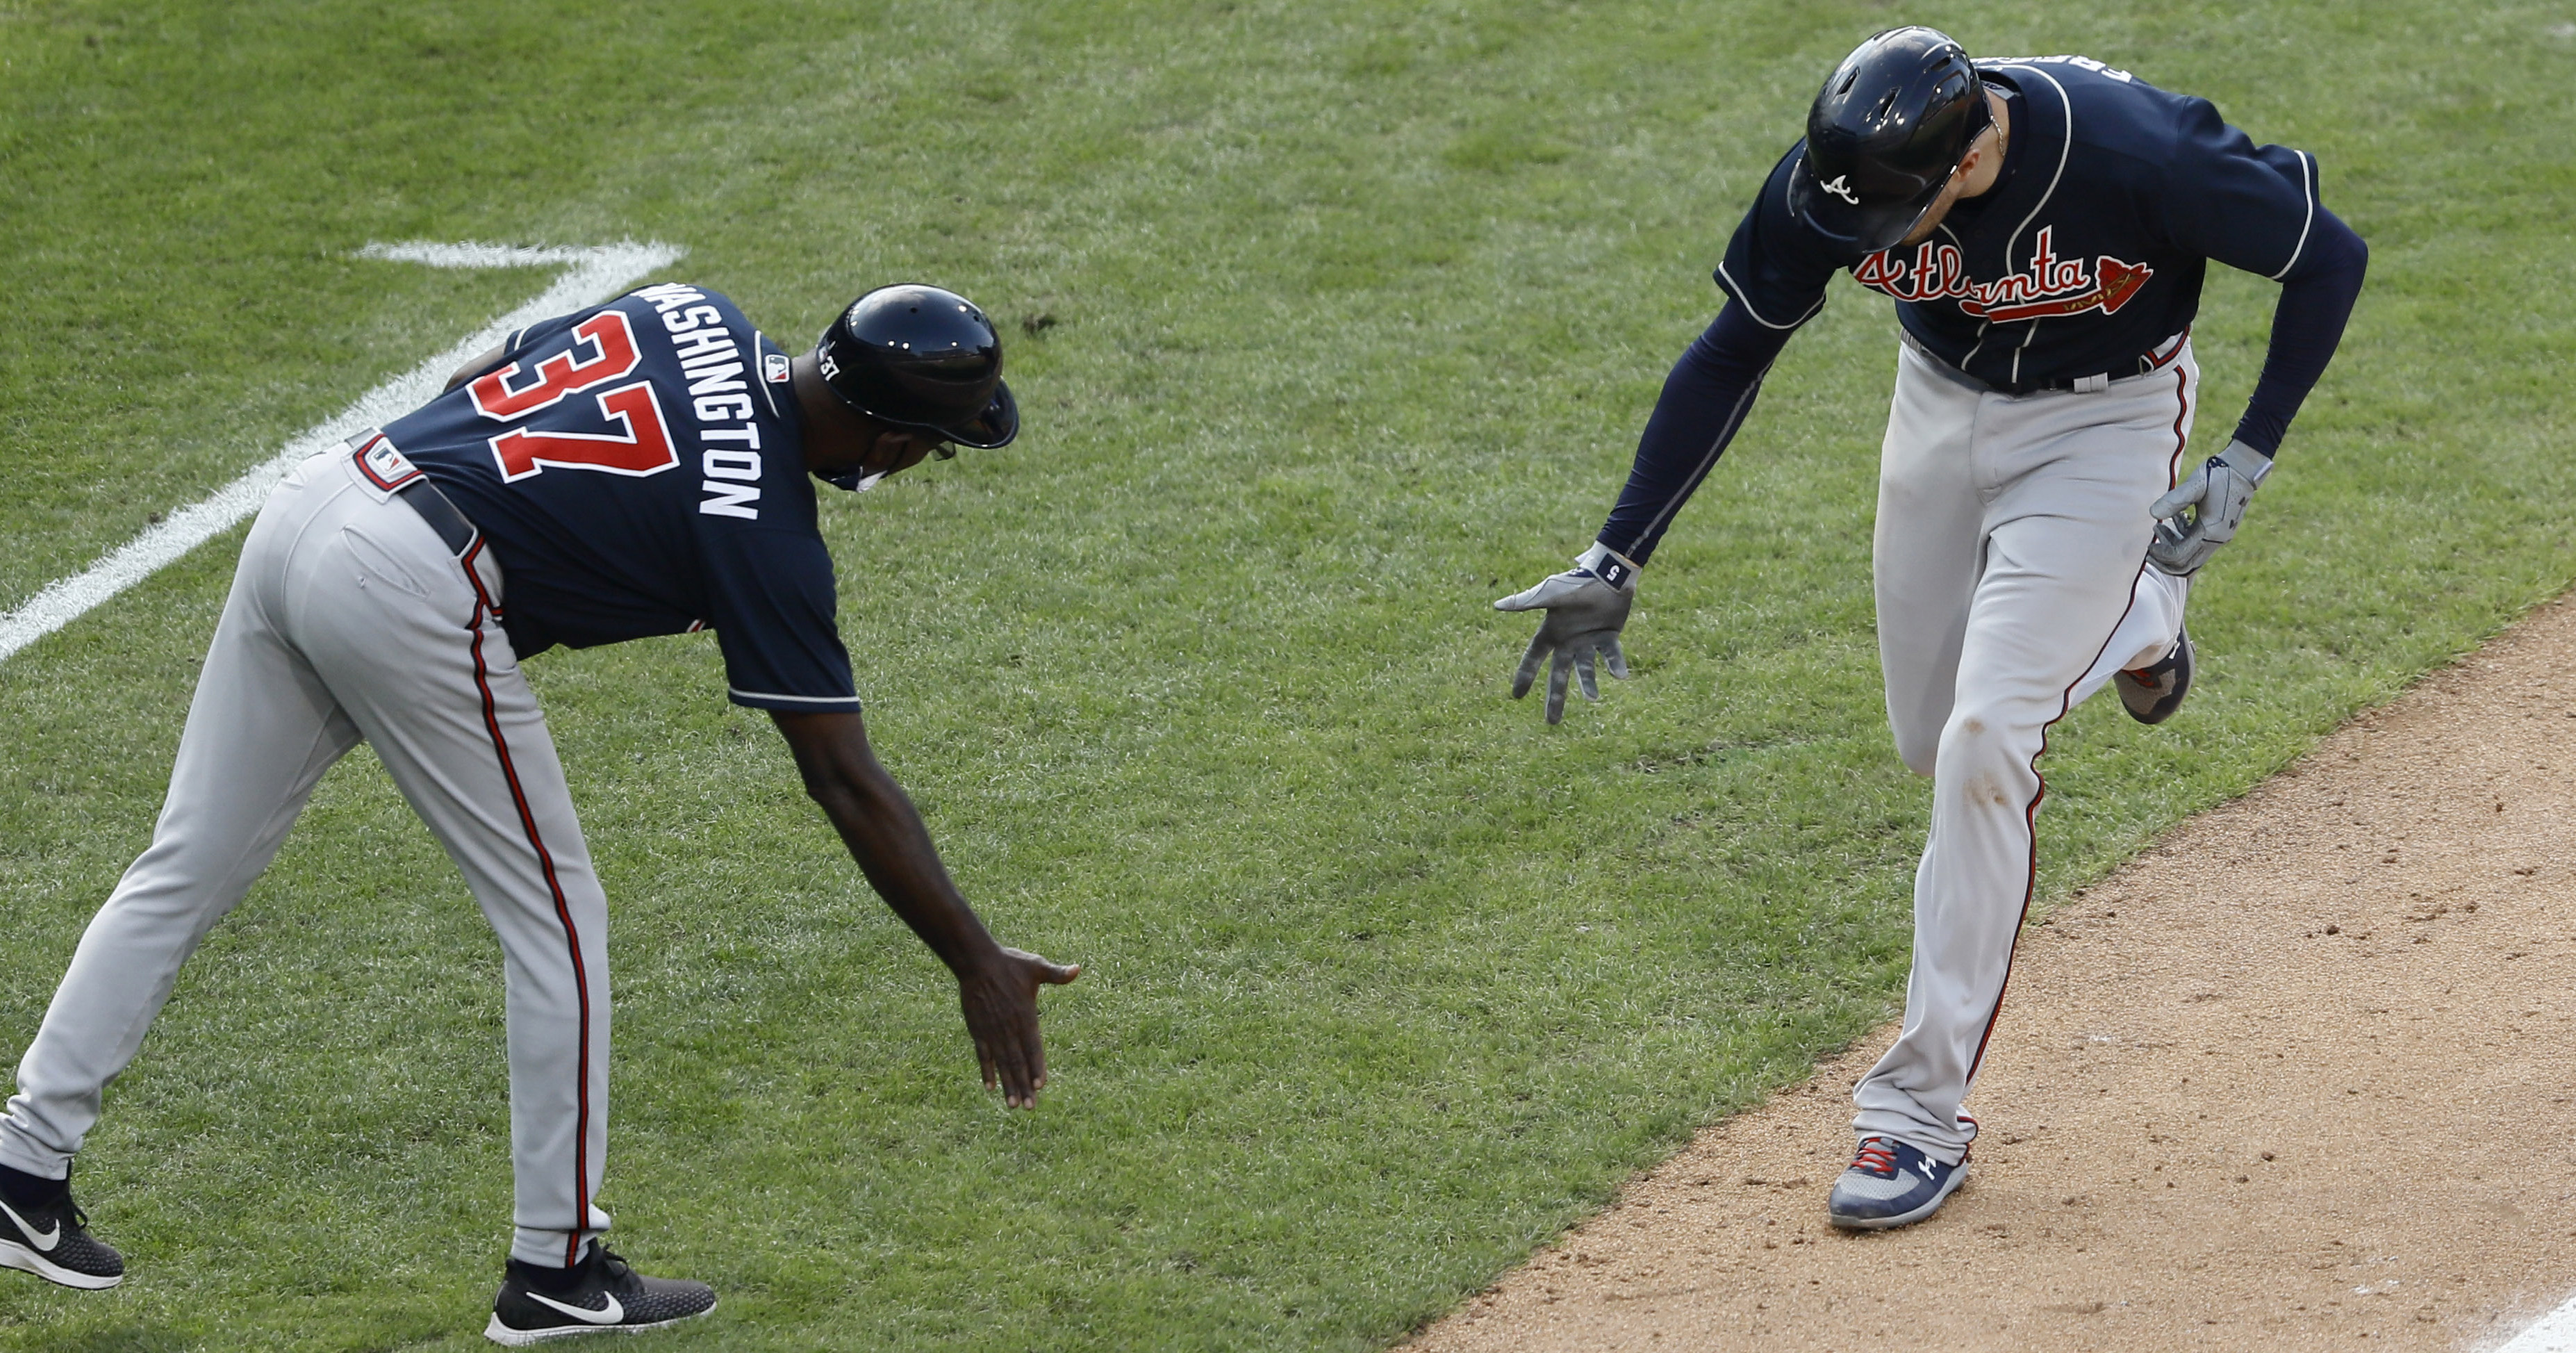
[1819, 174, 1861, 205]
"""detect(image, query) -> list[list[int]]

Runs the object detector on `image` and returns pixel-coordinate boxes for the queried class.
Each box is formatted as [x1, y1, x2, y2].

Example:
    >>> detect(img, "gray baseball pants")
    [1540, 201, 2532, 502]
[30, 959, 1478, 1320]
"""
[1852, 339, 2199, 1164]
[0, 447, 611, 1267]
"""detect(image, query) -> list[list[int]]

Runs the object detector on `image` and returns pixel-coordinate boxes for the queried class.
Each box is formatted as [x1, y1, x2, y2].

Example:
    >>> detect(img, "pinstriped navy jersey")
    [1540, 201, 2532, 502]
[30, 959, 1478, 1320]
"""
[1718, 56, 2331, 389]
[376, 284, 861, 713]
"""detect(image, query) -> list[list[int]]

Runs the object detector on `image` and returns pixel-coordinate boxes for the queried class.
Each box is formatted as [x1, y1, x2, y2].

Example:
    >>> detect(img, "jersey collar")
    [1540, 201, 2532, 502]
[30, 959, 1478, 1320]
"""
[1942, 63, 2072, 256]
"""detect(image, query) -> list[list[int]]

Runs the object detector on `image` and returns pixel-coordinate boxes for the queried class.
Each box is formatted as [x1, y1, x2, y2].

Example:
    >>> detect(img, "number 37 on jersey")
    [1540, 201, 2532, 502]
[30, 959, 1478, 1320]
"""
[468, 311, 679, 483]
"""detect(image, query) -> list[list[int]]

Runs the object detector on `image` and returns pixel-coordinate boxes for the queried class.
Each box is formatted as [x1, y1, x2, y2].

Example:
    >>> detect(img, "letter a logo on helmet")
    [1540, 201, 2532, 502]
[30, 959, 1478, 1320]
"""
[1819, 174, 1861, 205]
[813, 284, 1019, 455]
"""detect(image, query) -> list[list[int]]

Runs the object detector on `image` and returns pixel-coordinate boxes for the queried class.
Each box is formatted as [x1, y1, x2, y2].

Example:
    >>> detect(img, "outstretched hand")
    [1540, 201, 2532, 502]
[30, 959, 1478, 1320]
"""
[1494, 568, 1635, 723]
[767, 710, 1084, 1112]
[957, 946, 1082, 1108]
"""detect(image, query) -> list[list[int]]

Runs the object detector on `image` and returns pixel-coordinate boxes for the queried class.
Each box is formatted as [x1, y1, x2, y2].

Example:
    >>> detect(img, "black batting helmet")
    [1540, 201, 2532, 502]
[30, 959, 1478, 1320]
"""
[1789, 27, 1990, 254]
[814, 284, 1018, 450]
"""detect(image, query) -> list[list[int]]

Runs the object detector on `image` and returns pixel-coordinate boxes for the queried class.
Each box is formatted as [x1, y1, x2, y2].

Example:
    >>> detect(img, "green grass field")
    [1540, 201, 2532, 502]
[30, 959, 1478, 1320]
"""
[3, 0, 2573, 1347]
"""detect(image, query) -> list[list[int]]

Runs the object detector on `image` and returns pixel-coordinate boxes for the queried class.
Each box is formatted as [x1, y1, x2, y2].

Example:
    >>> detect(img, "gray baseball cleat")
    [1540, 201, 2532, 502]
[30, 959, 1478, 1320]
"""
[2113, 627, 2193, 725]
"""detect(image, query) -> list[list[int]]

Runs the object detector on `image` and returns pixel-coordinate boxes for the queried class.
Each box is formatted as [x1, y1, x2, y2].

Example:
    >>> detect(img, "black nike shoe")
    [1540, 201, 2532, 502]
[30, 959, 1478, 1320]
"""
[485, 1245, 716, 1345]
[2113, 627, 2193, 725]
[0, 1164, 123, 1290]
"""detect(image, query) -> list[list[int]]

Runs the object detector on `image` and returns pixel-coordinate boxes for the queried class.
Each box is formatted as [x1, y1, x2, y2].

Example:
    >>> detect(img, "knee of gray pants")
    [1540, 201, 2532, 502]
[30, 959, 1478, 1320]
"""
[1933, 702, 2026, 790]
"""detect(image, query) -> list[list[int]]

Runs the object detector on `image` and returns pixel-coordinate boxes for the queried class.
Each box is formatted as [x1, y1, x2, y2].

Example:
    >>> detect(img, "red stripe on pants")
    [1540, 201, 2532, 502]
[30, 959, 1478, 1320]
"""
[467, 601, 593, 1266]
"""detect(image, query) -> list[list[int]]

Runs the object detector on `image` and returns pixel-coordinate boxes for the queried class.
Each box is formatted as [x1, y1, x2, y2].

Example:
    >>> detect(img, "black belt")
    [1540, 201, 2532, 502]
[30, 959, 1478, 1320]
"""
[396, 477, 480, 557]
[1901, 327, 2182, 397]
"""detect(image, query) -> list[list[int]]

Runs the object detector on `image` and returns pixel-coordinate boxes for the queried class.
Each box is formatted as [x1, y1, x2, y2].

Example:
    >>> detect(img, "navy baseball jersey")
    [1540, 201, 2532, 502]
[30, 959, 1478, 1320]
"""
[370, 282, 861, 713]
[1719, 55, 2329, 390]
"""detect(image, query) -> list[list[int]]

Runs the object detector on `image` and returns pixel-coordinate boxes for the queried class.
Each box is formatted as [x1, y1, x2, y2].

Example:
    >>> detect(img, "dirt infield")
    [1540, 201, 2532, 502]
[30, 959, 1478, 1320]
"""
[1412, 594, 2576, 1352]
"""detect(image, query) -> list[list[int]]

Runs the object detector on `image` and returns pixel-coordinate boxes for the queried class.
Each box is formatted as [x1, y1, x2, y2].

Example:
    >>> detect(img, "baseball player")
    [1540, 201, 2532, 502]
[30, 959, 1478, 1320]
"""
[0, 282, 1080, 1341]
[1496, 28, 2366, 1229]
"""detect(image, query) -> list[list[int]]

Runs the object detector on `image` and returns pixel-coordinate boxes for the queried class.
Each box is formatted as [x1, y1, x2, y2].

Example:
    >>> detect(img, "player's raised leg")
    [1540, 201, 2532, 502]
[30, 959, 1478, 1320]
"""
[2093, 567, 2195, 723]
[0, 454, 365, 1288]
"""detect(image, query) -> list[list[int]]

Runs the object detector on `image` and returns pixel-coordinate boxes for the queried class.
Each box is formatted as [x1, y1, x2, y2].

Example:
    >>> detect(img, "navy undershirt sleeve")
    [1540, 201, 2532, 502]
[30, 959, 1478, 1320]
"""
[1592, 300, 1795, 566]
[2232, 207, 2367, 456]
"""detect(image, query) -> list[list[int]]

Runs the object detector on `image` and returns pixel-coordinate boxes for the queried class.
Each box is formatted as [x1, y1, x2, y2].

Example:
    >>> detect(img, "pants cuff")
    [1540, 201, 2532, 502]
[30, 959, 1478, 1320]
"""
[1849, 1113, 1974, 1167]
[511, 1228, 602, 1268]
[0, 1122, 71, 1182]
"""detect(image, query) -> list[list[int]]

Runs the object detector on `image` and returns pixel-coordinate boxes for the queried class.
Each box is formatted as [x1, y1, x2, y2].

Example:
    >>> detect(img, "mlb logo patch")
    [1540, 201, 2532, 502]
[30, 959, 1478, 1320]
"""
[764, 352, 791, 384]
[354, 433, 424, 491]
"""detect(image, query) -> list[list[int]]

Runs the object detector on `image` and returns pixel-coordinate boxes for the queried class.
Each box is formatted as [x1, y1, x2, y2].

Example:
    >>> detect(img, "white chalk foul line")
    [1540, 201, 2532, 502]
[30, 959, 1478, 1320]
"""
[2502, 1295, 2576, 1352]
[0, 239, 684, 664]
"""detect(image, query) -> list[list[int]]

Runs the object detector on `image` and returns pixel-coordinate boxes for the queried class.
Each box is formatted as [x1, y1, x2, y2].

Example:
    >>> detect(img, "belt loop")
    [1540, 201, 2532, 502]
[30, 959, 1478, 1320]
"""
[2072, 373, 2109, 395]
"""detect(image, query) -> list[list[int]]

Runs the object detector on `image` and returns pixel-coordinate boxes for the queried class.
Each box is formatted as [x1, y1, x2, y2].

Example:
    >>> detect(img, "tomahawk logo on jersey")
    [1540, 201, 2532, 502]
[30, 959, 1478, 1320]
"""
[1717, 56, 2328, 391]
[372, 284, 864, 713]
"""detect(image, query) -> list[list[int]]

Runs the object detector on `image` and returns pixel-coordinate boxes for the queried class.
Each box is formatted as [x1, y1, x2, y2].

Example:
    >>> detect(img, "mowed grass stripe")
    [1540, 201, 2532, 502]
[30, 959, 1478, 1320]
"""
[1, 1, 2572, 1350]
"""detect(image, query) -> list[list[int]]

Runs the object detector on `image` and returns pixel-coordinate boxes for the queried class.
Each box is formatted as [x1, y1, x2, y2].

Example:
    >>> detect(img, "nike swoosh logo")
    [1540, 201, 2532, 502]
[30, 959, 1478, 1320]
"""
[0, 1199, 58, 1252]
[526, 1290, 624, 1325]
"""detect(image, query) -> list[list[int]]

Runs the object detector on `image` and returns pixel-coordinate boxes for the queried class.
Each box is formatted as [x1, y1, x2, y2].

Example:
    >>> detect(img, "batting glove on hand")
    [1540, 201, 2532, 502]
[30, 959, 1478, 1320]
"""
[2147, 439, 2272, 577]
[1495, 543, 1637, 725]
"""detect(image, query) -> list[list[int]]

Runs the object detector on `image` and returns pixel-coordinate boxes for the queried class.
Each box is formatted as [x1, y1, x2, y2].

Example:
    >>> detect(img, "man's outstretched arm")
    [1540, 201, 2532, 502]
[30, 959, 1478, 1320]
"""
[1496, 300, 1797, 721]
[769, 709, 1080, 1107]
[1590, 299, 1799, 569]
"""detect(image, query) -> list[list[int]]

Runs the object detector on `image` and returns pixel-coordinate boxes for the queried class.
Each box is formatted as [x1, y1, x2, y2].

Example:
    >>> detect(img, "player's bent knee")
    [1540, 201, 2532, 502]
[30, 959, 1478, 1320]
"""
[1934, 705, 2026, 776]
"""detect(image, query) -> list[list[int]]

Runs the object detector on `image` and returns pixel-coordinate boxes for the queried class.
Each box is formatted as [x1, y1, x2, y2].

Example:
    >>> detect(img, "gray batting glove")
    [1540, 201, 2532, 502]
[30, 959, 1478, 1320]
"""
[1494, 543, 1637, 724]
[2147, 439, 2272, 577]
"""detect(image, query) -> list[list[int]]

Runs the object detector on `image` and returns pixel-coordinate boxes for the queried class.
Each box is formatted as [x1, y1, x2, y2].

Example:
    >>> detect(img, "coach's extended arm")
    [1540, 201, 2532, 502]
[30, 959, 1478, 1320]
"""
[770, 710, 1080, 1108]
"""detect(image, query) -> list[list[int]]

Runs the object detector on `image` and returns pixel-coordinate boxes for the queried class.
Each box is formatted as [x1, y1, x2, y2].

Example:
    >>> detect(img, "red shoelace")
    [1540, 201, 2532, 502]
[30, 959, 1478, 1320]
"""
[1850, 1139, 1899, 1176]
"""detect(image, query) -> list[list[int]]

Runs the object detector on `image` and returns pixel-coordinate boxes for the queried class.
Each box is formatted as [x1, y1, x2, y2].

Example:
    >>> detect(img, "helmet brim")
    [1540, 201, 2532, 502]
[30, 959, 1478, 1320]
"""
[939, 378, 1018, 450]
[1788, 149, 1951, 255]
[827, 375, 1020, 450]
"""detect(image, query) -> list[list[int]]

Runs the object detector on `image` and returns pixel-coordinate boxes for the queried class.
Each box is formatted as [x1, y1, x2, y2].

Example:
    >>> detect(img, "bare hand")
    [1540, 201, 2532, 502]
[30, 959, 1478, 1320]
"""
[958, 946, 1082, 1107]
